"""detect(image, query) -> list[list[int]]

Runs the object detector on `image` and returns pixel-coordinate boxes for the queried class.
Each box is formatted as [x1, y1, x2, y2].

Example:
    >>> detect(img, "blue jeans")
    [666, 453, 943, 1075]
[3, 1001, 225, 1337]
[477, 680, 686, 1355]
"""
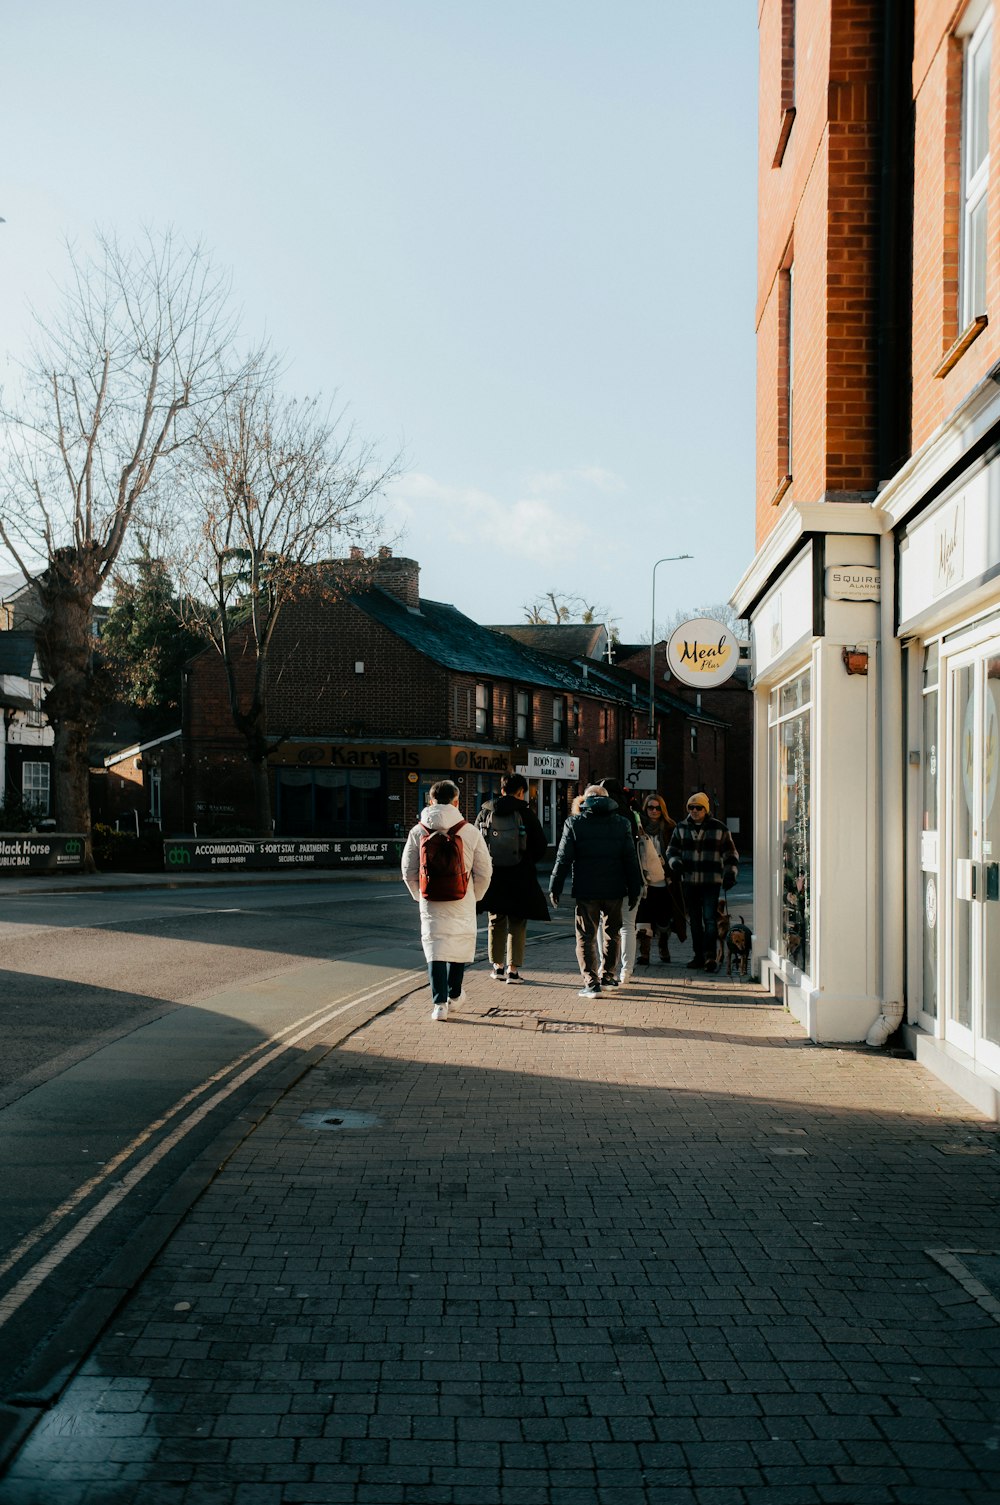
[428, 960, 466, 1004]
[683, 884, 721, 963]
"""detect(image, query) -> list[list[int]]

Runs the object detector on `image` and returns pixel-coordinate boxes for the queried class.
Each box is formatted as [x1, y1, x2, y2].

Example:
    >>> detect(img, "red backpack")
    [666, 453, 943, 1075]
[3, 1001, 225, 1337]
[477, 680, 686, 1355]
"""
[418, 819, 470, 901]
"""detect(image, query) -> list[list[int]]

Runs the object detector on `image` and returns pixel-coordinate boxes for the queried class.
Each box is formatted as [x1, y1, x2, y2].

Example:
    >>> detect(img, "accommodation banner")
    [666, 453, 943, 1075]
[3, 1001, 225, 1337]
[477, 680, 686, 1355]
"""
[164, 837, 405, 871]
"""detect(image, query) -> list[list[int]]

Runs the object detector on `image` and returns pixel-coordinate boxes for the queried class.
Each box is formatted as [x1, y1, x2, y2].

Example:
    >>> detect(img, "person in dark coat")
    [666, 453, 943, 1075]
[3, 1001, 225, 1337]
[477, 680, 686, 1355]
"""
[666, 791, 739, 973]
[474, 771, 549, 983]
[548, 784, 643, 998]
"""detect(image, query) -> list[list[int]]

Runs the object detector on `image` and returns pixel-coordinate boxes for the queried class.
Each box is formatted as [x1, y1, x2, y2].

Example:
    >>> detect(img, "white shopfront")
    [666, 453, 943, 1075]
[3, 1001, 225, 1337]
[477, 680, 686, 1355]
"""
[890, 455, 1000, 1114]
[735, 505, 888, 1043]
[516, 750, 581, 846]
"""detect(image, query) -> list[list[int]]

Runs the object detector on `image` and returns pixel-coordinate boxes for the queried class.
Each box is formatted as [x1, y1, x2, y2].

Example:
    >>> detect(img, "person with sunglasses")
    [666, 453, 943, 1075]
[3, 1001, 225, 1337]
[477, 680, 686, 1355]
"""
[665, 792, 740, 973]
[635, 794, 687, 965]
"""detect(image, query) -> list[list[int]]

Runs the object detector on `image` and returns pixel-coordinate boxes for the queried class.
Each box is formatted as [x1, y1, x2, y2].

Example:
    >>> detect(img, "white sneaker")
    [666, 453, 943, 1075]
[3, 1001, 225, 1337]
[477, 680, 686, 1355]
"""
[505, 969, 522, 984]
[431, 1002, 450, 1021]
[578, 984, 601, 998]
[619, 970, 632, 986]
[490, 965, 505, 982]
[448, 991, 467, 1006]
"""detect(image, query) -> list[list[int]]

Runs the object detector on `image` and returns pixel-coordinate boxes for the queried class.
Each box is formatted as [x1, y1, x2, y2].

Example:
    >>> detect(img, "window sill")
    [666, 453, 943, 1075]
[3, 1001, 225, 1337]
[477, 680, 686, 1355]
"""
[934, 314, 988, 378]
[772, 107, 796, 169]
[770, 473, 793, 509]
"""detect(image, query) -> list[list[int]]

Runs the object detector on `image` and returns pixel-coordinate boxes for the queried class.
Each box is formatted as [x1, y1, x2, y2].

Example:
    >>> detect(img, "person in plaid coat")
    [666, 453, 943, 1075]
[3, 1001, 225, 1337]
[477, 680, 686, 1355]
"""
[665, 792, 739, 974]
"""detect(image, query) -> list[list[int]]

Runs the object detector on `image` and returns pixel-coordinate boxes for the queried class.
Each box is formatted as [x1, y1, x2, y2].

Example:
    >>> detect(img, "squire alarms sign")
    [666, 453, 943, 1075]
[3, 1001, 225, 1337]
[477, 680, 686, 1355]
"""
[666, 618, 739, 689]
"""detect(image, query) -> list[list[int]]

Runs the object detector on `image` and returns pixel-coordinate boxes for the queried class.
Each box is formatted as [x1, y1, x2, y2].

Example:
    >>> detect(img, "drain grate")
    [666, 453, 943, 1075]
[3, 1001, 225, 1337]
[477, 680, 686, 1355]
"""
[485, 1006, 544, 1018]
[538, 1019, 605, 1034]
[297, 1109, 381, 1131]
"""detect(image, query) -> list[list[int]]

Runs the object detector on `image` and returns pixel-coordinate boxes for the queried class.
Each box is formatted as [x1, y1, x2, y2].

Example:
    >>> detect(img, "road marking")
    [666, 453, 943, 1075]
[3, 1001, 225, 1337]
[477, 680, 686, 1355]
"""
[0, 967, 422, 1330]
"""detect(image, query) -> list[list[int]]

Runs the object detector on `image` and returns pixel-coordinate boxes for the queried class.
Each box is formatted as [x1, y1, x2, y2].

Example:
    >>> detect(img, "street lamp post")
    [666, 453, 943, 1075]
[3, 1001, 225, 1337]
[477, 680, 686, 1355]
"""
[648, 554, 693, 736]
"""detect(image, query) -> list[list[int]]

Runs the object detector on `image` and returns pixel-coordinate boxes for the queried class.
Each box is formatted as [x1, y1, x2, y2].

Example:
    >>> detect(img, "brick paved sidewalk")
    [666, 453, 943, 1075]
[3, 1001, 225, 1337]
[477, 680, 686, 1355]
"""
[3, 930, 1000, 1504]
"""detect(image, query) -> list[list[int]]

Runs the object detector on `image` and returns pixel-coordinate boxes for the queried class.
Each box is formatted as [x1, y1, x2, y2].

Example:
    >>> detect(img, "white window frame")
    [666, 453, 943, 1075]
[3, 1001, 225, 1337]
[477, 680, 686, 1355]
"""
[552, 696, 567, 747]
[516, 689, 530, 742]
[961, 9, 993, 328]
[22, 761, 51, 815]
[475, 681, 492, 735]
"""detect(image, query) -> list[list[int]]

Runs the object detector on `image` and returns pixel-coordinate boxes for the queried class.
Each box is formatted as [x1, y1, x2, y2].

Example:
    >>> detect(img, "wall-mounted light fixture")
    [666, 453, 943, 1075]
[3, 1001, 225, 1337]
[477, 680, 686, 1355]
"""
[842, 646, 869, 676]
[354, 661, 365, 674]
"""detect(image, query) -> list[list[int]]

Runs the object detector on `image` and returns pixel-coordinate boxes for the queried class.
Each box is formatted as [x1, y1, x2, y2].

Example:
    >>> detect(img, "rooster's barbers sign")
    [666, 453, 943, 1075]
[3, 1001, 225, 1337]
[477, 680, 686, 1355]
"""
[666, 618, 739, 689]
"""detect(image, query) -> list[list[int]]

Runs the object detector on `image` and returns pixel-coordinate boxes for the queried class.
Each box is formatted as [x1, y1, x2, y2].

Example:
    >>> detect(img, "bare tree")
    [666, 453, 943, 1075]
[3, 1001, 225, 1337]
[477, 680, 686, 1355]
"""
[0, 228, 245, 861]
[171, 373, 400, 834]
[523, 590, 611, 626]
[653, 601, 746, 644]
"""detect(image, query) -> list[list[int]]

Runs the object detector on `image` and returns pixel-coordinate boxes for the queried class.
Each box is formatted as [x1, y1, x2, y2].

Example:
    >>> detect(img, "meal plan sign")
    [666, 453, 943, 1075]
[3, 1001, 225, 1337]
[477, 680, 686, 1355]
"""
[666, 617, 739, 688]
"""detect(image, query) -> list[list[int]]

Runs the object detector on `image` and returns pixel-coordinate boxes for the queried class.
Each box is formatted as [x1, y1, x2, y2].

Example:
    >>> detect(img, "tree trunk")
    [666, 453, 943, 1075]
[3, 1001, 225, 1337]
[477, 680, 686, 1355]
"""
[248, 745, 273, 836]
[37, 550, 106, 873]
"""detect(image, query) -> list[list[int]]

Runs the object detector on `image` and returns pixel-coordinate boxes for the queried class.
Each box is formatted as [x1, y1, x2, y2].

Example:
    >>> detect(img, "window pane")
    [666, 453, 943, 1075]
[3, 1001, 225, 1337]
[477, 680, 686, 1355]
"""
[779, 668, 810, 717]
[969, 28, 992, 180]
[777, 711, 811, 974]
[966, 193, 988, 321]
[22, 762, 51, 815]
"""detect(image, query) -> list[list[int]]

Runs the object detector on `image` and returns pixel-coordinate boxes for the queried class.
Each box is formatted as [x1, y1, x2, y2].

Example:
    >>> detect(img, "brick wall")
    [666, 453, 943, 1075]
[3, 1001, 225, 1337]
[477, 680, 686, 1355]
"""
[756, 0, 882, 548]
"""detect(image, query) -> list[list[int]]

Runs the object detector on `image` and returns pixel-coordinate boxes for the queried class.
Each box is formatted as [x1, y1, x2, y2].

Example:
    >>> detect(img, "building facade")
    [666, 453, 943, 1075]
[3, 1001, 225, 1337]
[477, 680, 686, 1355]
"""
[183, 556, 739, 844]
[738, 0, 1000, 1116]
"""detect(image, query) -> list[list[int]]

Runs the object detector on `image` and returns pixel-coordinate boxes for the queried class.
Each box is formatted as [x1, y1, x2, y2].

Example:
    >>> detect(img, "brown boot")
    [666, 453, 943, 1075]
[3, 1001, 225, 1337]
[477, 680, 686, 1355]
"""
[657, 931, 671, 963]
[637, 931, 652, 965]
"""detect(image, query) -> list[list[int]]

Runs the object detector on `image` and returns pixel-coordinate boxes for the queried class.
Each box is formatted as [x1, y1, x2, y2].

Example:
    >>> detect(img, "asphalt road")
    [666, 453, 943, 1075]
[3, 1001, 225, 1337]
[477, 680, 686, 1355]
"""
[0, 879, 429, 1408]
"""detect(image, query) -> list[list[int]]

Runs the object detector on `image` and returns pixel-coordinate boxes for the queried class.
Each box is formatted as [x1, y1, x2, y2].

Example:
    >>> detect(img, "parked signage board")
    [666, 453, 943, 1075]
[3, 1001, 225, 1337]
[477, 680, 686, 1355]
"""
[825, 565, 881, 601]
[0, 834, 86, 872]
[164, 837, 404, 871]
[525, 751, 580, 778]
[624, 739, 657, 790]
[666, 617, 739, 688]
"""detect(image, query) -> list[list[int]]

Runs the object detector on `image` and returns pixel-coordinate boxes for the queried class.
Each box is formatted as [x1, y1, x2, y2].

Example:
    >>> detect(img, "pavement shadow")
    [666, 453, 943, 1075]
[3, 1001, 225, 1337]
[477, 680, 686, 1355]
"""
[4, 1018, 998, 1503]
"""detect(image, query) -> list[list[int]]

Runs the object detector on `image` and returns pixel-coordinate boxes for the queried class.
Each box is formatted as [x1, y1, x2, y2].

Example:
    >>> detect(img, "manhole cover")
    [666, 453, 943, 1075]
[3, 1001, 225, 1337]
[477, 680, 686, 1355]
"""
[538, 1020, 605, 1033]
[297, 1109, 381, 1131]
[769, 1146, 809, 1156]
[937, 1142, 995, 1156]
[927, 1249, 1000, 1325]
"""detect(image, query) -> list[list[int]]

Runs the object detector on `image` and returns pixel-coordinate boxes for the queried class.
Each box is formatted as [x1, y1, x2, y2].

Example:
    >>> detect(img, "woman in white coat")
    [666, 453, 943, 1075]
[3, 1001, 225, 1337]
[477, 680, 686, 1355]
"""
[401, 780, 493, 1021]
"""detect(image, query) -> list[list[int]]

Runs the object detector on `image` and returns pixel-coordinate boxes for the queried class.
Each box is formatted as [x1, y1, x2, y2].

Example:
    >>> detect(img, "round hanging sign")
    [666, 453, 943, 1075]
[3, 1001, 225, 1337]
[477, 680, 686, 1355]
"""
[666, 617, 740, 688]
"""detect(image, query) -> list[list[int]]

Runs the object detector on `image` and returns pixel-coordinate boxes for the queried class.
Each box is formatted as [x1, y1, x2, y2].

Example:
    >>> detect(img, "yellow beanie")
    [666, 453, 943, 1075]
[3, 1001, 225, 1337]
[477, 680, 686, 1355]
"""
[688, 792, 710, 810]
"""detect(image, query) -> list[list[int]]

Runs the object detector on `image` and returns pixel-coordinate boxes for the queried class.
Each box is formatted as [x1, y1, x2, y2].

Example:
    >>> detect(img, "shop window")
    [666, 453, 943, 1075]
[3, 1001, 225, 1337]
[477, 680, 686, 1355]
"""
[769, 668, 812, 974]
[475, 682, 492, 735]
[516, 689, 531, 742]
[22, 761, 51, 815]
[553, 696, 567, 747]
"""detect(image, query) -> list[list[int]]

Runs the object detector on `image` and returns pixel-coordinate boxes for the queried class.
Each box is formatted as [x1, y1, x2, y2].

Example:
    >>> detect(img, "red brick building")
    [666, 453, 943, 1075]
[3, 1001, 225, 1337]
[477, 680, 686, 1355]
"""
[735, 0, 1000, 1115]
[183, 555, 738, 844]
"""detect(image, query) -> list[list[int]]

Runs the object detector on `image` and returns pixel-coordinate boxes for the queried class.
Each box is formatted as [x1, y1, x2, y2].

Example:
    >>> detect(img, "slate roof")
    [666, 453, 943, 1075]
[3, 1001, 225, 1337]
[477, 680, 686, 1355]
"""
[0, 632, 41, 679]
[488, 622, 609, 662]
[564, 656, 731, 728]
[0, 571, 29, 601]
[351, 589, 630, 701]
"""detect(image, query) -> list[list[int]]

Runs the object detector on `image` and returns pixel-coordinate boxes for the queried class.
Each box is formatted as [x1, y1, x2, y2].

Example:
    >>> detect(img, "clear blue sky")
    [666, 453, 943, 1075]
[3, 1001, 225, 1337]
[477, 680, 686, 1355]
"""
[2, 0, 758, 643]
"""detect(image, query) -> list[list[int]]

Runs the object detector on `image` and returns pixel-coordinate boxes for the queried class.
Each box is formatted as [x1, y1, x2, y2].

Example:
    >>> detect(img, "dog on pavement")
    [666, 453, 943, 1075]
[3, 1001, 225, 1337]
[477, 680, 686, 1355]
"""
[726, 917, 752, 978]
[715, 900, 731, 967]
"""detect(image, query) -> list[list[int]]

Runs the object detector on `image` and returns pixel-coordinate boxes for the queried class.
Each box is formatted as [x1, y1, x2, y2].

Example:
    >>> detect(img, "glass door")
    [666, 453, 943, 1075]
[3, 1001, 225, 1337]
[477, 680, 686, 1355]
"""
[945, 642, 1000, 1073]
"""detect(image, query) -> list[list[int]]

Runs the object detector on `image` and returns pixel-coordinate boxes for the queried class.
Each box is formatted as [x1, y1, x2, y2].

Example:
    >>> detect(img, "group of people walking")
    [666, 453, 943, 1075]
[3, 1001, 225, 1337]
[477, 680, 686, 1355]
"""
[401, 772, 739, 1018]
